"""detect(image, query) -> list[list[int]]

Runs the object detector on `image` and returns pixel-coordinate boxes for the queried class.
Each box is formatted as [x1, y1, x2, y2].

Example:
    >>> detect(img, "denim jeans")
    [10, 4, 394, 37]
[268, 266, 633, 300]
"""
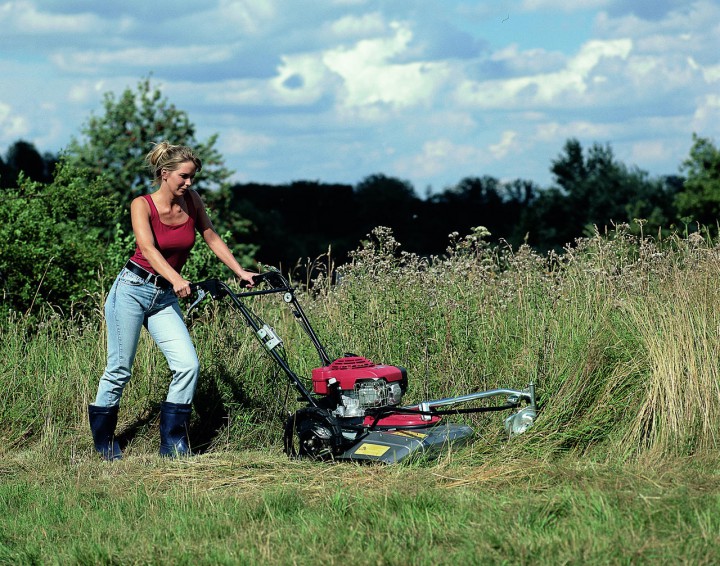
[94, 267, 199, 407]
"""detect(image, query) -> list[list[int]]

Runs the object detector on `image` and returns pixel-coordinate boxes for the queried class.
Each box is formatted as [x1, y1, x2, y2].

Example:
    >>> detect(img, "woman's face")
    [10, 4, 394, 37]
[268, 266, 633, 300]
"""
[162, 161, 197, 196]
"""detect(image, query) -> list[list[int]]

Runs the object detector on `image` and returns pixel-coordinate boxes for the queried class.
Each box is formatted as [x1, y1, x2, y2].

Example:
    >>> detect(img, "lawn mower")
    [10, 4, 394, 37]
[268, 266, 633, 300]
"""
[187, 269, 537, 464]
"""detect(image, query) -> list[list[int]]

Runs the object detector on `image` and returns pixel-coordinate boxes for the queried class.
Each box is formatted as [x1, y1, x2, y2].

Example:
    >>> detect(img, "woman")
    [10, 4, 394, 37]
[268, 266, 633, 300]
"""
[89, 141, 256, 460]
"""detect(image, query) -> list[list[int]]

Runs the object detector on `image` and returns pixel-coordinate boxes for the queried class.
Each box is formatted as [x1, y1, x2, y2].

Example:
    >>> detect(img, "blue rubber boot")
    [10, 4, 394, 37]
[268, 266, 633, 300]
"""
[159, 401, 192, 458]
[88, 404, 123, 461]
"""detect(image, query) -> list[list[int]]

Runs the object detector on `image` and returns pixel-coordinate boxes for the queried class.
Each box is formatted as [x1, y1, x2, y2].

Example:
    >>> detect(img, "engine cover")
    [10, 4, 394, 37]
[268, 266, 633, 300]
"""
[312, 356, 407, 394]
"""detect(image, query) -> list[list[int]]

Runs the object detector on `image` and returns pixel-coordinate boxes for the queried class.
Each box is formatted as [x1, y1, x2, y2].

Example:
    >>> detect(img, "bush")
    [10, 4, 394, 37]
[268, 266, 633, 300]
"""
[0, 162, 119, 315]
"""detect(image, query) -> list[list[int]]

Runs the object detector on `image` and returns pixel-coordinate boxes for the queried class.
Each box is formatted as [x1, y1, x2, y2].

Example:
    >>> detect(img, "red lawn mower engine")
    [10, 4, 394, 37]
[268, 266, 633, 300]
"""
[312, 356, 408, 418]
[302, 355, 470, 462]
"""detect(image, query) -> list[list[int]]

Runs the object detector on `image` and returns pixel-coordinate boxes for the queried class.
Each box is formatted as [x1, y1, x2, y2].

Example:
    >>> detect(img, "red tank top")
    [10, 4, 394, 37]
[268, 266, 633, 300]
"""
[129, 193, 197, 274]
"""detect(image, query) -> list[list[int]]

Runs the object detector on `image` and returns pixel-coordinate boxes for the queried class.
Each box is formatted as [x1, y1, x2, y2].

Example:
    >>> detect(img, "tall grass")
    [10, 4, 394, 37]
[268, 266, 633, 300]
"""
[314, 226, 720, 461]
[3, 225, 720, 461]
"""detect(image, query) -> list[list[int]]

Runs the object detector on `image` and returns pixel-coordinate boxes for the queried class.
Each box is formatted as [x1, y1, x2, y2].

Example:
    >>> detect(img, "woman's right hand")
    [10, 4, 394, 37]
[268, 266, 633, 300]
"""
[173, 278, 192, 298]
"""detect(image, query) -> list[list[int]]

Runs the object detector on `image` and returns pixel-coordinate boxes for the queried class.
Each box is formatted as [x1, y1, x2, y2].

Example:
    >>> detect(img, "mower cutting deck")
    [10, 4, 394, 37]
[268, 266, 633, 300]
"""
[188, 270, 537, 464]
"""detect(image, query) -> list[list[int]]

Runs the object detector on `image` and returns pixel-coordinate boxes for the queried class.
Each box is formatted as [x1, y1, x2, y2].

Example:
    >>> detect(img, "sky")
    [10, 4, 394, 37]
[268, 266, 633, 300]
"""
[1, 0, 718, 194]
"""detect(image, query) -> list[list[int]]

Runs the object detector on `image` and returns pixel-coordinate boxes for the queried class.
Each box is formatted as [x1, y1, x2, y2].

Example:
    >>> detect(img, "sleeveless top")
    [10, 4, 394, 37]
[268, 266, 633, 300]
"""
[129, 192, 197, 274]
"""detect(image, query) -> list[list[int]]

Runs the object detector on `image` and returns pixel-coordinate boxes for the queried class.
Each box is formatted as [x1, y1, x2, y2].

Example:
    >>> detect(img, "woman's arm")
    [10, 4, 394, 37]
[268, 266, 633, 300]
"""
[190, 191, 257, 285]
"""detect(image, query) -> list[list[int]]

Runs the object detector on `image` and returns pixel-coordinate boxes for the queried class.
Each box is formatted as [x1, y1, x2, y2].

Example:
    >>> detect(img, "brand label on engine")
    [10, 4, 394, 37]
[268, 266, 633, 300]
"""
[354, 443, 390, 457]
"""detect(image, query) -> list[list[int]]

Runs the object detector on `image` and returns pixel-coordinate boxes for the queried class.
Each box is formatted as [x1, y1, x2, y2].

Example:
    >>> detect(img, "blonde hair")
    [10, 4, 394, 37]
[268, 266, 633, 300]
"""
[145, 141, 202, 186]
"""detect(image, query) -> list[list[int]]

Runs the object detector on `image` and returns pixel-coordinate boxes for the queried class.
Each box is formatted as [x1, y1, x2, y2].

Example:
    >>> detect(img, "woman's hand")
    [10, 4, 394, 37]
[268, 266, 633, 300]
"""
[237, 269, 258, 288]
[173, 278, 192, 298]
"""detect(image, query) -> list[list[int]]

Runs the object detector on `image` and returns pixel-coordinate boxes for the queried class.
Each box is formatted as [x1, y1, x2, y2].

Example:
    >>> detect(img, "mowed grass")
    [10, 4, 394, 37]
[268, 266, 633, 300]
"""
[2, 449, 720, 565]
[3, 225, 720, 564]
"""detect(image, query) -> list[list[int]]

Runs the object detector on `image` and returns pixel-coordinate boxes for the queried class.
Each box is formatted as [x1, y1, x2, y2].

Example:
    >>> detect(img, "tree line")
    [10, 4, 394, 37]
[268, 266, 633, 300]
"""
[1, 78, 719, 315]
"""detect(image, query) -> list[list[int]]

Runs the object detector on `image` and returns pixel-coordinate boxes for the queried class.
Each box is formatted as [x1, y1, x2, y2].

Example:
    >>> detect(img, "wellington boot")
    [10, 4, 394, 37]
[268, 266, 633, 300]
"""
[88, 404, 123, 461]
[159, 401, 192, 458]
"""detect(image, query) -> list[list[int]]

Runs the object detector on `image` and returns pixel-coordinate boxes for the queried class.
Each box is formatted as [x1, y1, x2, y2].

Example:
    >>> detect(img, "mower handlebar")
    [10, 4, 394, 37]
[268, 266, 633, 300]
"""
[189, 279, 224, 297]
[188, 269, 291, 299]
[244, 269, 289, 289]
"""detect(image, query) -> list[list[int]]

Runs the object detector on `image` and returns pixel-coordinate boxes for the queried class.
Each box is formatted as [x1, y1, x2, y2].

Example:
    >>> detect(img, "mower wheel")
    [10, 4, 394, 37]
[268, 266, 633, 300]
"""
[283, 407, 345, 460]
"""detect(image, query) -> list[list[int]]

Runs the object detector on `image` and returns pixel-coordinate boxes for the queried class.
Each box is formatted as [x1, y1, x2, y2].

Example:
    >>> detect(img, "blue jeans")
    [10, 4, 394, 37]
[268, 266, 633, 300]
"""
[94, 267, 199, 407]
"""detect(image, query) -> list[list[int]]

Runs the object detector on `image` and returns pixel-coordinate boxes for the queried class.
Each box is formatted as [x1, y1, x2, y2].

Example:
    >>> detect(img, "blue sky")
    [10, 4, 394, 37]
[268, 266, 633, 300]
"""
[1, 0, 718, 193]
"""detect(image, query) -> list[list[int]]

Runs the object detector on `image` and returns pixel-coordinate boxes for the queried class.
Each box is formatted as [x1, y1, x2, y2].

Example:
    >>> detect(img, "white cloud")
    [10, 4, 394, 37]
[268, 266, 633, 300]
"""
[190, 19, 453, 111]
[692, 94, 720, 133]
[629, 140, 673, 163]
[394, 138, 493, 180]
[521, 0, 610, 12]
[456, 39, 632, 109]
[328, 12, 386, 38]
[67, 81, 108, 104]
[489, 130, 519, 159]
[0, 0, 100, 33]
[51, 45, 234, 73]
[0, 102, 28, 141]
[491, 44, 567, 74]
[688, 57, 720, 84]
[703, 65, 720, 83]
[199, 53, 335, 108]
[222, 130, 275, 155]
[204, 79, 268, 106]
[535, 120, 614, 141]
[271, 53, 335, 105]
[323, 21, 452, 108]
[217, 0, 277, 35]
[569, 39, 632, 74]
[596, 0, 720, 38]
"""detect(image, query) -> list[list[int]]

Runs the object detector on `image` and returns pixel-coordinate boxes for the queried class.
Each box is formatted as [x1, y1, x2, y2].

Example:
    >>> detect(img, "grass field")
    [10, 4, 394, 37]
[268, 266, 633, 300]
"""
[2, 225, 720, 564]
[3, 450, 720, 565]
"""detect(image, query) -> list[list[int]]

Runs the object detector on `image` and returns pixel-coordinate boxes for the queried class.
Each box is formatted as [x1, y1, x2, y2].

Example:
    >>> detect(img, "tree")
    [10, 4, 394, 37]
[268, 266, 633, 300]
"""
[674, 134, 720, 229]
[500, 178, 541, 246]
[423, 176, 504, 250]
[0, 141, 56, 187]
[624, 174, 682, 237]
[420, 176, 540, 251]
[517, 185, 570, 250]
[0, 156, 11, 188]
[543, 138, 674, 247]
[354, 174, 420, 241]
[551, 139, 625, 230]
[64, 77, 234, 209]
[355, 174, 417, 208]
[0, 163, 117, 313]
[207, 181, 355, 269]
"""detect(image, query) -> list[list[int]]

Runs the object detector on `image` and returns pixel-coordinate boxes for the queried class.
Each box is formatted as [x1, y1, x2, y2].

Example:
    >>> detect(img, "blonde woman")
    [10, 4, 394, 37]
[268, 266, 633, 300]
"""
[89, 141, 256, 459]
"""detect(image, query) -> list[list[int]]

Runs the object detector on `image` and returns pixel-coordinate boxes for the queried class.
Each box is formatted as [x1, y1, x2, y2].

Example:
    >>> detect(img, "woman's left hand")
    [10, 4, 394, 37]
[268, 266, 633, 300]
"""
[238, 270, 258, 287]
